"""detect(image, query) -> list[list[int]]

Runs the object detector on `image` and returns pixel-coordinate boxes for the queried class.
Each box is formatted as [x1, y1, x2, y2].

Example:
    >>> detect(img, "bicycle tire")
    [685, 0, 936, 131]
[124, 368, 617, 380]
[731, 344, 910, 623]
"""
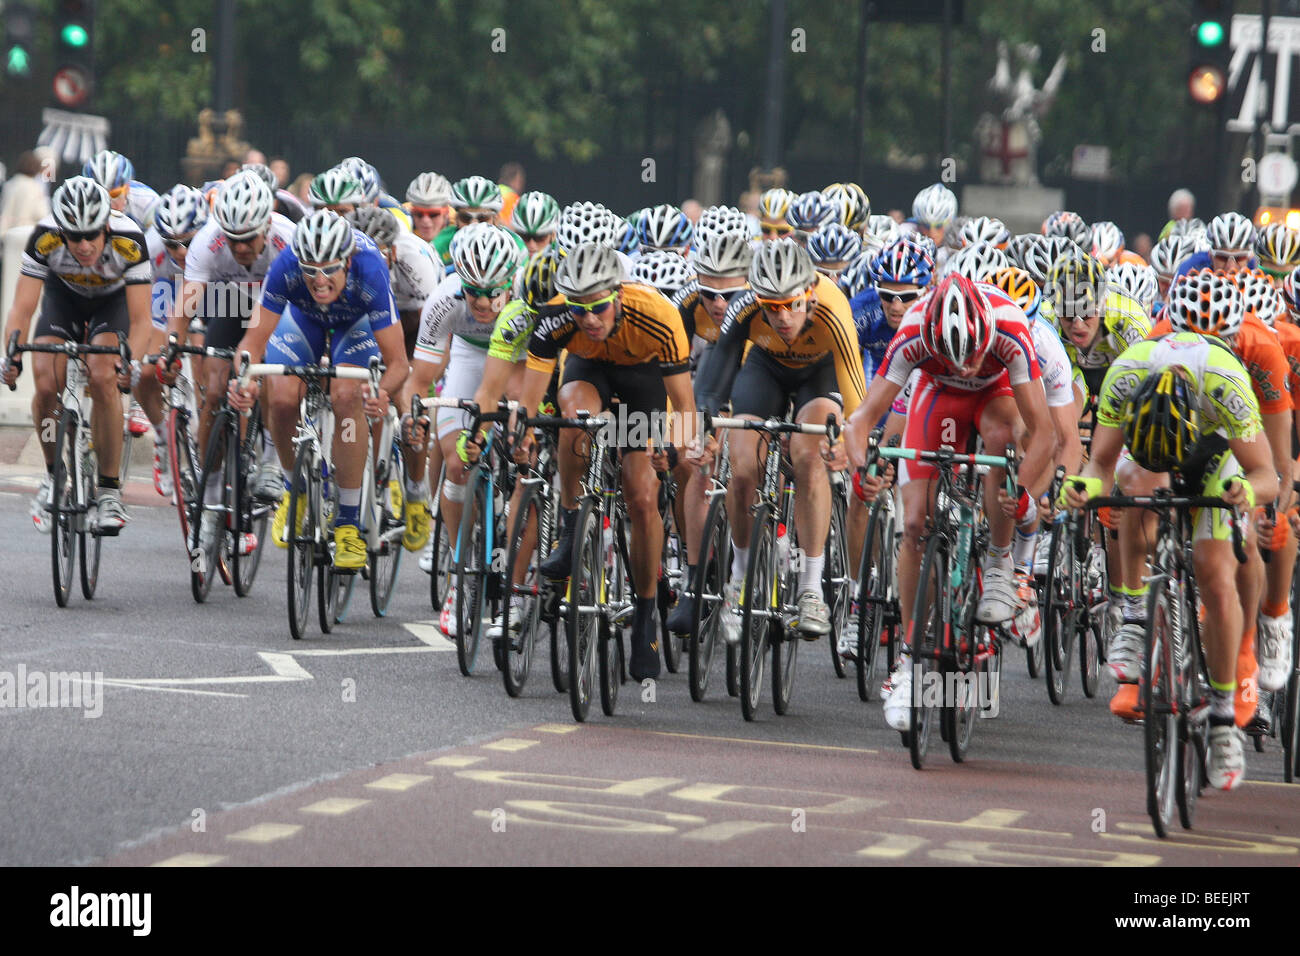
[502, 484, 542, 697]
[772, 522, 799, 716]
[689, 494, 729, 702]
[369, 439, 405, 618]
[1144, 580, 1179, 838]
[168, 406, 198, 552]
[827, 486, 850, 680]
[600, 510, 630, 717]
[454, 475, 488, 675]
[856, 496, 893, 702]
[317, 473, 342, 633]
[286, 452, 314, 641]
[233, 409, 269, 597]
[660, 502, 684, 674]
[910, 533, 946, 770]
[78, 438, 101, 600]
[191, 416, 229, 604]
[567, 499, 602, 721]
[1042, 519, 1075, 705]
[945, 577, 981, 762]
[740, 505, 775, 722]
[428, 463, 451, 608]
[51, 411, 77, 607]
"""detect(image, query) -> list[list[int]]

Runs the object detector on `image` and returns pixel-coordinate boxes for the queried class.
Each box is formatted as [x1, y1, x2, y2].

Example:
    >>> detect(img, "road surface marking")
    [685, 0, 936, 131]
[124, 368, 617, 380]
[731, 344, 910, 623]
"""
[300, 797, 371, 816]
[649, 730, 877, 754]
[366, 773, 432, 791]
[227, 823, 303, 843]
[533, 723, 579, 734]
[893, 808, 1070, 837]
[401, 621, 457, 649]
[482, 738, 539, 752]
[427, 755, 486, 767]
[152, 853, 225, 867]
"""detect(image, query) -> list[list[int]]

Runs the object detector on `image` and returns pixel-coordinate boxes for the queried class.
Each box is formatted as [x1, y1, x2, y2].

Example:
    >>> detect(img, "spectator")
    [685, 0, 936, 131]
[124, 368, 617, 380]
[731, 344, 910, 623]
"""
[1168, 189, 1195, 222]
[220, 159, 240, 178]
[681, 198, 703, 223]
[270, 157, 290, 188]
[498, 161, 525, 223]
[290, 172, 314, 206]
[245, 148, 267, 166]
[1132, 232, 1153, 261]
[0, 151, 51, 235]
[887, 208, 905, 223]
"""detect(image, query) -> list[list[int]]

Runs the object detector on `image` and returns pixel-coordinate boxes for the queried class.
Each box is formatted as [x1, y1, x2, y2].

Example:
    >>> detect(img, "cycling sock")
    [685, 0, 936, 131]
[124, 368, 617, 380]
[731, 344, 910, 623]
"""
[731, 544, 749, 582]
[798, 553, 824, 594]
[443, 479, 467, 503]
[1263, 599, 1290, 618]
[983, 543, 1012, 573]
[405, 477, 428, 502]
[1209, 683, 1235, 724]
[98, 475, 120, 490]
[1012, 525, 1036, 571]
[1118, 584, 1147, 623]
[338, 487, 361, 526]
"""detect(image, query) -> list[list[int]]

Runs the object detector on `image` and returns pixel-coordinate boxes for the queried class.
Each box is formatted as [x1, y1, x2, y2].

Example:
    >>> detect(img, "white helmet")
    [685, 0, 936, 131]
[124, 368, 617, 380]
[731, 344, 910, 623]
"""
[692, 231, 754, 279]
[912, 183, 957, 229]
[339, 157, 381, 203]
[293, 209, 356, 264]
[556, 202, 617, 252]
[758, 188, 795, 221]
[154, 184, 209, 239]
[555, 242, 623, 297]
[1106, 261, 1158, 312]
[943, 241, 1009, 282]
[308, 167, 365, 208]
[1236, 271, 1284, 327]
[51, 176, 111, 234]
[1206, 212, 1256, 253]
[696, 204, 750, 242]
[749, 237, 816, 299]
[1090, 221, 1126, 264]
[632, 250, 695, 296]
[345, 206, 401, 249]
[637, 203, 694, 252]
[215, 171, 274, 238]
[959, 216, 1011, 248]
[1149, 235, 1207, 278]
[406, 171, 453, 207]
[450, 223, 522, 290]
[865, 214, 900, 246]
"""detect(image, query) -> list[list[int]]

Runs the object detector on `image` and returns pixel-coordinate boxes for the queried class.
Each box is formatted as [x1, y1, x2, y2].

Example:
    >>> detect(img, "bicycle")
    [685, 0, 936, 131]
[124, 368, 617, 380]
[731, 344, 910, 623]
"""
[686, 434, 738, 702]
[854, 428, 901, 702]
[658, 468, 687, 674]
[706, 412, 840, 722]
[872, 440, 1017, 769]
[7, 331, 131, 607]
[1083, 486, 1247, 837]
[238, 349, 380, 640]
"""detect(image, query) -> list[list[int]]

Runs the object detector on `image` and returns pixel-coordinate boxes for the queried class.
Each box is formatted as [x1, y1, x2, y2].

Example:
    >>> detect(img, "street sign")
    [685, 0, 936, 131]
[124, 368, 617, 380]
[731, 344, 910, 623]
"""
[52, 65, 90, 107]
[1071, 144, 1111, 181]
[1228, 16, 1300, 132]
[1259, 151, 1299, 197]
[37, 107, 109, 165]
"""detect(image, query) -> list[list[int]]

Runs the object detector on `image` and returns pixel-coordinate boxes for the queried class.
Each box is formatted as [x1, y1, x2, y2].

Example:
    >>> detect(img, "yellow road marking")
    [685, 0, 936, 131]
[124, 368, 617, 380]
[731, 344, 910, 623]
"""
[482, 738, 539, 752]
[648, 730, 877, 754]
[226, 823, 303, 843]
[366, 773, 433, 791]
[300, 797, 371, 815]
[533, 723, 580, 734]
[427, 755, 486, 768]
[151, 853, 225, 867]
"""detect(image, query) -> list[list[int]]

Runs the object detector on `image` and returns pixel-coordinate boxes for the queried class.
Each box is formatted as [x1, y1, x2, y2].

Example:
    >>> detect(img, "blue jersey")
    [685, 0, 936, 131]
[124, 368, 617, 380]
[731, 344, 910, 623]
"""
[1173, 249, 1259, 280]
[849, 284, 892, 378]
[260, 231, 397, 332]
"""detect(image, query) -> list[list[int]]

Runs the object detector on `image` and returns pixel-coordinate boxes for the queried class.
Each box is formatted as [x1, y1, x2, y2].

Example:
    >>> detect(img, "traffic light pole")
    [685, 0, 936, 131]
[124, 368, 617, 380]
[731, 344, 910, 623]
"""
[1251, 0, 1273, 211]
[213, 0, 235, 112]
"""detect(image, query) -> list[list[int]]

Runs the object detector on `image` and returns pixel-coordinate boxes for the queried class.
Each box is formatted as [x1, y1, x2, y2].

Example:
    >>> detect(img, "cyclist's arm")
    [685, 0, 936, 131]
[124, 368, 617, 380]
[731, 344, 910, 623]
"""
[693, 300, 751, 415]
[1010, 377, 1055, 498]
[372, 321, 409, 406]
[466, 354, 518, 441]
[125, 283, 152, 364]
[663, 370, 698, 451]
[167, 279, 206, 343]
[844, 374, 902, 470]
[1049, 400, 1084, 474]
[2, 274, 43, 343]
[237, 303, 281, 364]
[1262, 411, 1294, 511]
[1229, 430, 1279, 507]
[1079, 422, 1124, 487]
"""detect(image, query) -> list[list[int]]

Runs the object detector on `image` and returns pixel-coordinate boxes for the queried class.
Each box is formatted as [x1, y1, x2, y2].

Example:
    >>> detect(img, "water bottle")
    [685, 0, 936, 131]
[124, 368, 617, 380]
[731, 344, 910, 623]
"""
[777, 522, 791, 577]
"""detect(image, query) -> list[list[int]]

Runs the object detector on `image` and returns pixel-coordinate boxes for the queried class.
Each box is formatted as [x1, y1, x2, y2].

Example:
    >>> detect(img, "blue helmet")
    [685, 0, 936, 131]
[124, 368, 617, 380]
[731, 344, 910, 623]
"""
[786, 191, 836, 234]
[869, 237, 935, 286]
[807, 223, 863, 268]
[84, 150, 134, 190]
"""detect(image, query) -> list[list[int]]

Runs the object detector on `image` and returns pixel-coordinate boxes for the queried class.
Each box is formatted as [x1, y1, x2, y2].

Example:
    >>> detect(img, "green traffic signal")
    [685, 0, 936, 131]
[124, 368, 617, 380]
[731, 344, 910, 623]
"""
[1196, 20, 1225, 47]
[59, 23, 88, 48]
[6, 44, 31, 76]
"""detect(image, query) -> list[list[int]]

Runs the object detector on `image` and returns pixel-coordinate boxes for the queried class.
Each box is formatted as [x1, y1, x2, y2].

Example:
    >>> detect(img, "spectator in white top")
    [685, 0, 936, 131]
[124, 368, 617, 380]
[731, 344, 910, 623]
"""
[0, 151, 51, 235]
[1168, 188, 1196, 222]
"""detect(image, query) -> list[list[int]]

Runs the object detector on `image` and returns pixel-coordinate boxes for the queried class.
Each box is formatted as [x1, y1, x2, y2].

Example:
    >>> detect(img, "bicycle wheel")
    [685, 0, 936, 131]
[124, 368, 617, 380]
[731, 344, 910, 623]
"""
[428, 463, 450, 608]
[1144, 580, 1179, 838]
[944, 578, 981, 763]
[454, 475, 488, 675]
[168, 406, 198, 552]
[502, 484, 542, 698]
[567, 500, 602, 721]
[286, 452, 315, 641]
[772, 524, 799, 715]
[689, 494, 729, 702]
[1042, 519, 1075, 705]
[660, 501, 684, 674]
[1284, 663, 1299, 783]
[600, 512, 630, 717]
[910, 533, 947, 770]
[191, 418, 229, 604]
[827, 487, 850, 680]
[318, 472, 344, 633]
[856, 497, 893, 702]
[1080, 538, 1105, 698]
[233, 410, 270, 597]
[50, 411, 77, 607]
[78, 439, 101, 599]
[740, 506, 775, 722]
[369, 439, 406, 617]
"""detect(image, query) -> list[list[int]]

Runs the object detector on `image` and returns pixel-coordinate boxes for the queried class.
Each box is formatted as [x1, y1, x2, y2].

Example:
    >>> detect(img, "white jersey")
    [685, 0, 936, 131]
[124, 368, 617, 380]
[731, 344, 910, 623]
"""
[20, 211, 151, 298]
[413, 273, 499, 362]
[145, 226, 184, 283]
[181, 212, 296, 320]
[1029, 318, 1074, 408]
[389, 231, 443, 312]
[125, 181, 160, 231]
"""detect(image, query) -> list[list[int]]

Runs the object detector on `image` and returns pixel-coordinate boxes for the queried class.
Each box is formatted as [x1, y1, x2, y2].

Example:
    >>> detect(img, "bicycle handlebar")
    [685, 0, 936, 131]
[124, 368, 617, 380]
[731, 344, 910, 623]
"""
[6, 331, 131, 393]
[1083, 492, 1247, 565]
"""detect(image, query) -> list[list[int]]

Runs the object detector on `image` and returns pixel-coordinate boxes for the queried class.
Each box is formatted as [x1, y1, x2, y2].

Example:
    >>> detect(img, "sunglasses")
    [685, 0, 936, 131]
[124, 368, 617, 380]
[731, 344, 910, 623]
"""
[456, 210, 496, 226]
[108, 184, 129, 200]
[1212, 250, 1250, 263]
[462, 281, 511, 301]
[411, 207, 448, 219]
[877, 288, 924, 305]
[1059, 313, 1095, 325]
[223, 229, 263, 247]
[62, 228, 103, 244]
[566, 291, 618, 317]
[760, 224, 794, 237]
[698, 285, 746, 304]
[162, 235, 194, 251]
[756, 293, 808, 312]
[300, 261, 346, 279]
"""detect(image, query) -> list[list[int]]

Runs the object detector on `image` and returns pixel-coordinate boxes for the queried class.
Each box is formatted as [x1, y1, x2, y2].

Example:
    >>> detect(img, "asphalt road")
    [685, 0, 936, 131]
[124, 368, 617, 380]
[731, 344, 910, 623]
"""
[2, 463, 1298, 867]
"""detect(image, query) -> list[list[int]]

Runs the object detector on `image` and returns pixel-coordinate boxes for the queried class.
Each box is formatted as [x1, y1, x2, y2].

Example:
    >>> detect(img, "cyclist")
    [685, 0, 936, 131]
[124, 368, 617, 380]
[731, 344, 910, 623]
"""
[1175, 212, 1259, 279]
[844, 273, 1056, 730]
[1061, 320, 1278, 790]
[308, 167, 366, 215]
[2, 177, 152, 535]
[958, 216, 1011, 250]
[84, 149, 159, 232]
[695, 238, 866, 639]
[785, 191, 837, 248]
[509, 191, 561, 255]
[637, 204, 694, 255]
[513, 243, 702, 681]
[822, 182, 871, 235]
[406, 172, 456, 261]
[226, 210, 409, 569]
[240, 162, 305, 224]
[911, 183, 958, 251]
[1149, 234, 1206, 312]
[757, 188, 795, 240]
[807, 223, 863, 281]
[345, 205, 442, 360]
[1255, 222, 1300, 282]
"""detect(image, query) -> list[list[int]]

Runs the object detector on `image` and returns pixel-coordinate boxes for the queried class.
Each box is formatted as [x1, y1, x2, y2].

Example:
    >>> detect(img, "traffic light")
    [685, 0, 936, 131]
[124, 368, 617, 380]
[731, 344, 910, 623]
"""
[4, 2, 34, 80]
[1189, 0, 1233, 105]
[52, 0, 94, 108]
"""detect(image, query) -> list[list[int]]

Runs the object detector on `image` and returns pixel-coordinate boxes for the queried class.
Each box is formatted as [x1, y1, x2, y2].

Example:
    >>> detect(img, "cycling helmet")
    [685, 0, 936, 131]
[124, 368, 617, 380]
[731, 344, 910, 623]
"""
[696, 204, 750, 242]
[514, 246, 565, 308]
[612, 216, 640, 255]
[82, 150, 134, 190]
[865, 214, 901, 247]
[1206, 211, 1255, 253]
[51, 176, 111, 234]
[1106, 261, 1159, 312]
[450, 175, 503, 212]
[839, 250, 876, 299]
[1235, 270, 1284, 327]
[1256, 222, 1300, 269]
[1149, 235, 1206, 278]
[637, 203, 694, 252]
[991, 266, 1042, 318]
[786, 191, 837, 234]
[632, 250, 695, 296]
[1166, 217, 1207, 242]
[921, 274, 995, 375]
[556, 201, 617, 252]
[153, 184, 209, 240]
[758, 188, 795, 222]
[1046, 247, 1107, 316]
[344, 205, 401, 249]
[1122, 367, 1200, 474]
[339, 159, 381, 203]
[406, 172, 453, 207]
[1283, 269, 1300, 317]
[510, 191, 561, 237]
[748, 237, 817, 299]
[693, 231, 753, 278]
[944, 241, 1009, 282]
[1090, 220, 1126, 264]
[1165, 268, 1245, 339]
[912, 183, 957, 229]
[554, 242, 622, 298]
[1042, 210, 1090, 246]
[959, 216, 1011, 249]
[450, 223, 522, 290]
[309, 167, 365, 208]
[240, 163, 277, 192]
[869, 237, 935, 287]
[293, 209, 356, 264]
[807, 223, 863, 270]
[215, 171, 274, 238]
[822, 182, 871, 231]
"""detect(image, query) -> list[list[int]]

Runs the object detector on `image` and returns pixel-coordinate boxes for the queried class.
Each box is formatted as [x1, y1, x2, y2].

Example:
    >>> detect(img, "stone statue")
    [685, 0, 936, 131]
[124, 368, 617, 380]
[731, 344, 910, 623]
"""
[693, 109, 732, 207]
[976, 41, 1066, 186]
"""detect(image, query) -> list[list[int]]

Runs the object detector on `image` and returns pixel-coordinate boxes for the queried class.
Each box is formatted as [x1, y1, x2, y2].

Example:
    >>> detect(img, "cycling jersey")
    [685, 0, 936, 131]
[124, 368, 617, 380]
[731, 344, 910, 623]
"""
[259, 231, 396, 333]
[848, 284, 892, 376]
[1029, 317, 1075, 408]
[145, 226, 184, 330]
[1060, 288, 1152, 372]
[387, 231, 443, 312]
[21, 211, 151, 298]
[670, 282, 723, 344]
[1174, 250, 1260, 280]
[487, 299, 536, 364]
[1271, 320, 1300, 410]
[1147, 314, 1292, 415]
[184, 213, 297, 289]
[696, 273, 866, 417]
[414, 273, 499, 361]
[526, 282, 691, 377]
[124, 180, 160, 231]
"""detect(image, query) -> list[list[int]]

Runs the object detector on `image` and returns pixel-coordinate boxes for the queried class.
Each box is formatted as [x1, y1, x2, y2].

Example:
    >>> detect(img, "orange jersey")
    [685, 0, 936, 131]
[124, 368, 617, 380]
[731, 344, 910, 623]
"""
[1148, 314, 1292, 414]
[1272, 319, 1300, 403]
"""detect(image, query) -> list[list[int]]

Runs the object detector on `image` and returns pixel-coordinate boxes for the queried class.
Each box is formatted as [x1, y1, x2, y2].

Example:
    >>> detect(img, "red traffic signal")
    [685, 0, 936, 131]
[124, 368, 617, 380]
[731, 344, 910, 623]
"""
[1188, 64, 1227, 104]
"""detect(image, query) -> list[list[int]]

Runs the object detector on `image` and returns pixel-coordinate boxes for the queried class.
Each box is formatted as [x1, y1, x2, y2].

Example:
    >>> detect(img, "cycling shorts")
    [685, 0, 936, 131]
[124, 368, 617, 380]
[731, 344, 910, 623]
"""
[435, 337, 488, 442]
[561, 354, 666, 451]
[33, 278, 130, 344]
[265, 305, 380, 371]
[729, 348, 842, 420]
[899, 372, 1012, 486]
[1116, 444, 1244, 544]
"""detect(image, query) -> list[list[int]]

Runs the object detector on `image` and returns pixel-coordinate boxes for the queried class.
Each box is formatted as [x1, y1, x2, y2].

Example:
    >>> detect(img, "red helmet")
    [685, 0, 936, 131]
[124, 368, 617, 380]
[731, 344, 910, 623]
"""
[921, 274, 996, 375]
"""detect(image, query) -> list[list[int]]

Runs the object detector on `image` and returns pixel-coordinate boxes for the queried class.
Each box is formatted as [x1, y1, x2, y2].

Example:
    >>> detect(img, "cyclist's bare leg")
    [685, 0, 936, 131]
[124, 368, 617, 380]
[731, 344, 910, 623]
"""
[198, 353, 235, 462]
[1115, 459, 1165, 590]
[1195, 537, 1254, 690]
[267, 375, 303, 474]
[791, 397, 839, 561]
[897, 479, 935, 642]
[436, 431, 468, 544]
[724, 419, 762, 550]
[30, 341, 67, 468]
[330, 375, 367, 489]
[556, 380, 602, 509]
[975, 395, 1023, 550]
[622, 450, 664, 599]
[86, 337, 125, 479]
[133, 328, 168, 431]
